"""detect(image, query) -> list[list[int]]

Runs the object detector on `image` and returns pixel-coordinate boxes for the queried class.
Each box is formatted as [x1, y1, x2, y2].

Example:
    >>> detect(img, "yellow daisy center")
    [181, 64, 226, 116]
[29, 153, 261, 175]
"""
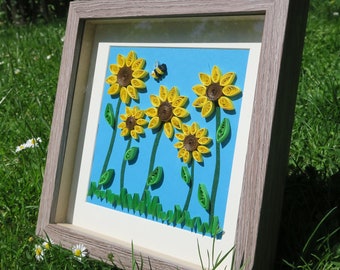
[183, 135, 198, 152]
[206, 82, 223, 102]
[74, 249, 81, 257]
[126, 116, 136, 130]
[158, 101, 173, 122]
[117, 66, 133, 87]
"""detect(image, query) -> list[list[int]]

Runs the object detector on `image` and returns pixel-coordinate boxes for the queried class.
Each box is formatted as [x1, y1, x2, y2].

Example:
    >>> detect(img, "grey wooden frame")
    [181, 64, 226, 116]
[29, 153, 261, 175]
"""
[36, 0, 309, 269]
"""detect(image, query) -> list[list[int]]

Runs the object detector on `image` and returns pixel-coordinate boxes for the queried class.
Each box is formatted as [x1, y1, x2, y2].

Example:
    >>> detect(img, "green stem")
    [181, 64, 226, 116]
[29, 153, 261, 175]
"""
[183, 163, 194, 211]
[120, 137, 132, 190]
[210, 108, 221, 224]
[101, 99, 122, 175]
[142, 125, 163, 199]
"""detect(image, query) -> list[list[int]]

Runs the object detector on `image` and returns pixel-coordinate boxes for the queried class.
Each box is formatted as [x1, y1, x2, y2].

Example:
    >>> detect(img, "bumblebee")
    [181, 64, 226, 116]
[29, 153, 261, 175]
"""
[151, 62, 167, 82]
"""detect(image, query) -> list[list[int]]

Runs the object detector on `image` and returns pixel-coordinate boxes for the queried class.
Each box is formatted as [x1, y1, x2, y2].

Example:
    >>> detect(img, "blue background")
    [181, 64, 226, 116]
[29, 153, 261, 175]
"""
[87, 46, 249, 231]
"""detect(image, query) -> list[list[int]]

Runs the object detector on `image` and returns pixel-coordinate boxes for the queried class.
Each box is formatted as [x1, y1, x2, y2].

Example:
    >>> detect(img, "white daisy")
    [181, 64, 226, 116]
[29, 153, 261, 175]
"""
[72, 243, 88, 261]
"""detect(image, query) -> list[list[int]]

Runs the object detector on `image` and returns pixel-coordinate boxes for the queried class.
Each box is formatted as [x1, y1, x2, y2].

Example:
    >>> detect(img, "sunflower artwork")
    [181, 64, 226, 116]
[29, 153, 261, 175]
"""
[87, 47, 248, 237]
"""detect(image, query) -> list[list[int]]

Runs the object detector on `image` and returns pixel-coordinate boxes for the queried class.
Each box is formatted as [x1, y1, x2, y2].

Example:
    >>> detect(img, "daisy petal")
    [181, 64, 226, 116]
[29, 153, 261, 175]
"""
[192, 84, 206, 96]
[192, 96, 208, 108]
[222, 85, 241, 97]
[131, 78, 145, 89]
[145, 107, 158, 117]
[168, 86, 179, 102]
[218, 96, 235, 111]
[159, 85, 168, 102]
[211, 65, 221, 83]
[192, 151, 203, 162]
[171, 116, 182, 130]
[201, 100, 215, 118]
[220, 72, 236, 86]
[164, 122, 174, 138]
[131, 58, 145, 70]
[117, 54, 125, 67]
[148, 117, 161, 129]
[108, 83, 120, 95]
[199, 72, 211, 86]
[127, 85, 139, 100]
[126, 51, 136, 67]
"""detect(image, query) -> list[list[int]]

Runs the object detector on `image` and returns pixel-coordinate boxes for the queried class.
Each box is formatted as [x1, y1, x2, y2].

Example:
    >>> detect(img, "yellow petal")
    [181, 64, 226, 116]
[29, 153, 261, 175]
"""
[201, 100, 215, 118]
[181, 124, 190, 135]
[211, 66, 221, 83]
[120, 87, 130, 104]
[132, 69, 148, 78]
[174, 141, 184, 149]
[199, 73, 211, 86]
[177, 148, 186, 158]
[175, 133, 185, 141]
[126, 51, 136, 67]
[106, 75, 117, 84]
[117, 54, 125, 67]
[148, 117, 161, 129]
[117, 122, 126, 129]
[131, 78, 145, 89]
[222, 85, 241, 97]
[190, 122, 199, 135]
[134, 125, 144, 134]
[120, 114, 127, 121]
[125, 106, 132, 115]
[127, 85, 139, 100]
[135, 109, 144, 119]
[136, 119, 148, 126]
[164, 122, 174, 138]
[196, 128, 207, 138]
[192, 84, 206, 96]
[131, 58, 145, 70]
[197, 145, 210, 153]
[158, 85, 168, 102]
[145, 107, 158, 117]
[131, 130, 138, 139]
[168, 86, 179, 102]
[220, 72, 236, 86]
[192, 151, 203, 162]
[121, 128, 129, 136]
[173, 107, 189, 118]
[183, 150, 192, 163]
[107, 83, 120, 95]
[198, 137, 211, 145]
[171, 116, 182, 130]
[218, 96, 235, 110]
[172, 96, 187, 108]
[110, 64, 120, 74]
[192, 96, 208, 108]
[150, 95, 161, 107]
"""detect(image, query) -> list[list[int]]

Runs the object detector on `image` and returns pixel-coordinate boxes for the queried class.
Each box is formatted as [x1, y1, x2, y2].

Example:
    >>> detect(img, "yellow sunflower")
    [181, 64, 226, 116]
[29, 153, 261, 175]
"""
[118, 106, 148, 140]
[192, 65, 241, 118]
[145, 85, 189, 138]
[106, 51, 148, 104]
[174, 122, 211, 164]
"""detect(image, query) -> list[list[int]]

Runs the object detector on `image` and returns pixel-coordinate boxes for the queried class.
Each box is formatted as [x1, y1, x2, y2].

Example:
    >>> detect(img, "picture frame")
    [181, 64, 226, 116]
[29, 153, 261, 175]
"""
[36, 0, 309, 269]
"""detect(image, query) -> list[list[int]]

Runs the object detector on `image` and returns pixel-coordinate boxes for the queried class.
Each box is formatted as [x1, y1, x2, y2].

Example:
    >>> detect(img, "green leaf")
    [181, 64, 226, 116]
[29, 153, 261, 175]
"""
[105, 103, 115, 127]
[98, 169, 115, 186]
[198, 183, 210, 211]
[124, 147, 139, 161]
[216, 117, 231, 143]
[147, 166, 163, 186]
[181, 166, 191, 185]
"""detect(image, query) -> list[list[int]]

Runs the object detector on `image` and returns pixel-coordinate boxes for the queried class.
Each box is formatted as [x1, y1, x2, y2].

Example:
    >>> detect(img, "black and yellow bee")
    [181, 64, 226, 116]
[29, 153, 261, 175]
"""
[151, 62, 167, 82]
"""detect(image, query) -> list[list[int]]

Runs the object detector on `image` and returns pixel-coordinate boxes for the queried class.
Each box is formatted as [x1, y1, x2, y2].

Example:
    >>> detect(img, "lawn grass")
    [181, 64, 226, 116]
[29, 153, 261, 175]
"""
[0, 0, 339, 268]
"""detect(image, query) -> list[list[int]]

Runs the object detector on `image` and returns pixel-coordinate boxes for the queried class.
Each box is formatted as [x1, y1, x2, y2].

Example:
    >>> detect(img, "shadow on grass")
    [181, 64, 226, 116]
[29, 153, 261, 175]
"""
[275, 166, 340, 269]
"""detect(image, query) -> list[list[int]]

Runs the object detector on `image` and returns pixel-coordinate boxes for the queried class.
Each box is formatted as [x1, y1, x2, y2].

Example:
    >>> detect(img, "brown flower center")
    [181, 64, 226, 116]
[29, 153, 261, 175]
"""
[158, 102, 173, 122]
[184, 135, 198, 152]
[206, 83, 223, 102]
[117, 66, 133, 87]
[126, 116, 136, 130]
